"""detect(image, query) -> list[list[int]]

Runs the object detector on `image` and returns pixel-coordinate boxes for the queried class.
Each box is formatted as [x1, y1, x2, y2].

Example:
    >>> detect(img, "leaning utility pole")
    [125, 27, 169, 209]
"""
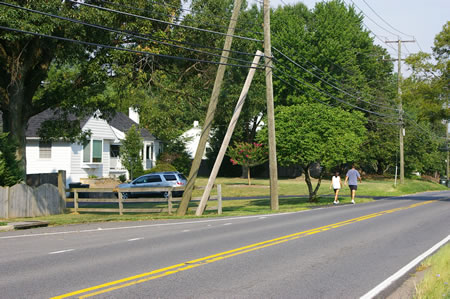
[196, 51, 263, 216]
[263, 0, 279, 210]
[177, 0, 243, 216]
[385, 38, 415, 184]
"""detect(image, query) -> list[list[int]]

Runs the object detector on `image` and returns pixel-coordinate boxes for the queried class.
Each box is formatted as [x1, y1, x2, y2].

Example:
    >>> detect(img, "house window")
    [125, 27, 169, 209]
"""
[39, 141, 52, 159]
[110, 145, 120, 158]
[83, 139, 102, 163]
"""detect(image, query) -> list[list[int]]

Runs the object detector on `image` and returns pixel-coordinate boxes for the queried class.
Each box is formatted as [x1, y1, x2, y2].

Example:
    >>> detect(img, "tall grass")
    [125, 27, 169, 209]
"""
[414, 244, 450, 299]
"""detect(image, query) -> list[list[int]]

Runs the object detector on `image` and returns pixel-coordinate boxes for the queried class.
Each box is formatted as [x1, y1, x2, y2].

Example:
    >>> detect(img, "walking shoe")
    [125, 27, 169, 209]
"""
[333, 201, 337, 205]
[351, 200, 355, 204]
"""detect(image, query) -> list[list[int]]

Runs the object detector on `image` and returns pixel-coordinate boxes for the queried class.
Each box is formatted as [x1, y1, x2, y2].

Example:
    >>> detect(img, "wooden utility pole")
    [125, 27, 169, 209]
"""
[196, 51, 263, 216]
[263, 0, 279, 210]
[177, 0, 243, 216]
[386, 38, 415, 184]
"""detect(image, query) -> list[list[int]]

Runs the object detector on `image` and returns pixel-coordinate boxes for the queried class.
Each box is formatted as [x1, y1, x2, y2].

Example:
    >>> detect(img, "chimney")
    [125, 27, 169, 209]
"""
[129, 107, 139, 124]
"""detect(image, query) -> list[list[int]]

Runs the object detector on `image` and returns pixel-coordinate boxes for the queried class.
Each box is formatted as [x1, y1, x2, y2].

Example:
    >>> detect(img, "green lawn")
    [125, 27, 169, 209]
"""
[0, 177, 446, 227]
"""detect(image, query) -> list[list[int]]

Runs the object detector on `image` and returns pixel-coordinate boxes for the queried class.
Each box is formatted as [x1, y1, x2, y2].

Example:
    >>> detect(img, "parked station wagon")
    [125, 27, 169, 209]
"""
[117, 171, 187, 198]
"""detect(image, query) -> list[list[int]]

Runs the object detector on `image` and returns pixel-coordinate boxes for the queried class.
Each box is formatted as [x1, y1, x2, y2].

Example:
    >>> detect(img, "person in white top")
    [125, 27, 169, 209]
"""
[330, 171, 342, 204]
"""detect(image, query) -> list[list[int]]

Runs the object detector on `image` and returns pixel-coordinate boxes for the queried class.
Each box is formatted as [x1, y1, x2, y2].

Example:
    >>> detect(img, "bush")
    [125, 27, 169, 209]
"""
[118, 174, 127, 182]
[0, 133, 23, 186]
[146, 163, 177, 173]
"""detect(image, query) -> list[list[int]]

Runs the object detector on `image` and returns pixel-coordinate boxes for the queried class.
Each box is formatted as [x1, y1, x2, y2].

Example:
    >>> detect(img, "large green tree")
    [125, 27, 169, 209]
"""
[259, 102, 367, 202]
[0, 0, 181, 176]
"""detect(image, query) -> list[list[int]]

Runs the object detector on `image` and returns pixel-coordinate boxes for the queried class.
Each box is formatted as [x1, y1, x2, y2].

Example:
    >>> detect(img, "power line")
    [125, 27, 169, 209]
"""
[347, 0, 399, 38]
[0, 2, 257, 66]
[272, 47, 399, 111]
[67, 0, 263, 43]
[360, 0, 415, 38]
[0, 25, 264, 70]
[97, 0, 264, 37]
[272, 63, 399, 118]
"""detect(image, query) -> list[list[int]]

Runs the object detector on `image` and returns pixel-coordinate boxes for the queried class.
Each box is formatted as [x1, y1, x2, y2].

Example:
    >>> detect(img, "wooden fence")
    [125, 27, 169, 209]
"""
[66, 185, 222, 215]
[0, 184, 65, 219]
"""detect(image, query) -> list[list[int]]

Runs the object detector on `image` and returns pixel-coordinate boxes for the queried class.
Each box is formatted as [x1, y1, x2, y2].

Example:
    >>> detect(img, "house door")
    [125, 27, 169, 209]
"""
[145, 144, 153, 169]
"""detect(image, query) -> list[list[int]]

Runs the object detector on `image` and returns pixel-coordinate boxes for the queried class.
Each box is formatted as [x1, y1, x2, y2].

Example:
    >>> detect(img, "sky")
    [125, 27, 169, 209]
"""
[266, 0, 449, 70]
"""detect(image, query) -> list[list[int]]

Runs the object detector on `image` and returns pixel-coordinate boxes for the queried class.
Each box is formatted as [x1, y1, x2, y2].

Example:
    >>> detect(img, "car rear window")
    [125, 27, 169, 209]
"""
[164, 174, 177, 181]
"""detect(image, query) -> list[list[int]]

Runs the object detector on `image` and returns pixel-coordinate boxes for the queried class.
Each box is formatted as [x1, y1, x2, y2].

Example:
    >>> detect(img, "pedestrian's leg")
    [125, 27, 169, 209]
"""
[336, 189, 340, 203]
[351, 189, 356, 203]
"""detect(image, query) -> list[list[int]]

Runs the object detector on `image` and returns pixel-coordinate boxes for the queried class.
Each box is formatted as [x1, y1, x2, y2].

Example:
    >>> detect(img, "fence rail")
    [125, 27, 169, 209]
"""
[67, 185, 222, 215]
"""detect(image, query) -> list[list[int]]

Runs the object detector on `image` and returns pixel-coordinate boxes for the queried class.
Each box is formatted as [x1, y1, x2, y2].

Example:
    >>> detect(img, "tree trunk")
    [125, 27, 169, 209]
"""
[303, 164, 318, 202]
[3, 78, 29, 181]
[247, 166, 251, 186]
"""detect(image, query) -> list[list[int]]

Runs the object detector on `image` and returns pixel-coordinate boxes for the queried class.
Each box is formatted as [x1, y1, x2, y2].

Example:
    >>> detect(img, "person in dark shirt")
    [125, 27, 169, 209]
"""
[344, 165, 362, 204]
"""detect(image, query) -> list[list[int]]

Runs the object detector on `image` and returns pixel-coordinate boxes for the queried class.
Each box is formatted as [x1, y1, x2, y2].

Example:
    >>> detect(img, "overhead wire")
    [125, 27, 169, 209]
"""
[66, 0, 263, 43]
[271, 61, 399, 118]
[360, 0, 415, 38]
[272, 47, 400, 111]
[96, 0, 264, 37]
[0, 1, 257, 66]
[0, 25, 264, 70]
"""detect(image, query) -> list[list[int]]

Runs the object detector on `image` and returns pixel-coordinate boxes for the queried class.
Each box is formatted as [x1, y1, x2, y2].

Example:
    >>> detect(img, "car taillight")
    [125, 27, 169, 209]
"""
[177, 182, 184, 185]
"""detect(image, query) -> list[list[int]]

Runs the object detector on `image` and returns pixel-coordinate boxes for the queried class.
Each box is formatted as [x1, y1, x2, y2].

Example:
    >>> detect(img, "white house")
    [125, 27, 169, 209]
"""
[26, 108, 162, 187]
[180, 121, 212, 160]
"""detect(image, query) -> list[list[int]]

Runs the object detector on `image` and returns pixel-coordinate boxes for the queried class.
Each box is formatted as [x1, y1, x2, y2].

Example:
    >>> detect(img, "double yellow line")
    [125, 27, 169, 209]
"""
[52, 200, 435, 299]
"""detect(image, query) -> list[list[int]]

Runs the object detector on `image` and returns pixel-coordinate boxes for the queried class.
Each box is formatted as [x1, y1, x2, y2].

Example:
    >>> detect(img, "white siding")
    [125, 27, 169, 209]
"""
[82, 117, 117, 141]
[26, 140, 72, 176]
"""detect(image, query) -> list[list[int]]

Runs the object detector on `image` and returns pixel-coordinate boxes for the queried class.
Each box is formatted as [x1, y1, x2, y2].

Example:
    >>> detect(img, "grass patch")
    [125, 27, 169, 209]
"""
[414, 243, 450, 299]
[0, 177, 445, 227]
[0, 222, 7, 226]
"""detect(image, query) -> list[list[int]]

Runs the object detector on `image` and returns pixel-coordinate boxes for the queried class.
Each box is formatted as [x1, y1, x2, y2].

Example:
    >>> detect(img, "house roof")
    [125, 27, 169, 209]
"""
[24, 109, 156, 139]
[108, 111, 153, 138]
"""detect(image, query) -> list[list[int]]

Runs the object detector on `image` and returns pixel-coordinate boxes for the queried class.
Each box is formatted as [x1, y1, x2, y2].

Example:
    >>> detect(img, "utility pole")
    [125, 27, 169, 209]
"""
[263, 0, 279, 210]
[196, 51, 263, 216]
[385, 38, 415, 184]
[177, 0, 243, 216]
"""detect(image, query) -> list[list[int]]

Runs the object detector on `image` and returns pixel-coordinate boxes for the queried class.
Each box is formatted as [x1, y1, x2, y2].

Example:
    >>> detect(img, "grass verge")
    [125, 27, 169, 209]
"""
[414, 243, 450, 298]
[0, 177, 446, 227]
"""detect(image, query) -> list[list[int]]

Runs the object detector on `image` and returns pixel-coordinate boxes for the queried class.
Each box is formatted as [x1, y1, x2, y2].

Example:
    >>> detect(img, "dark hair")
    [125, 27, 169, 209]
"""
[335, 171, 339, 176]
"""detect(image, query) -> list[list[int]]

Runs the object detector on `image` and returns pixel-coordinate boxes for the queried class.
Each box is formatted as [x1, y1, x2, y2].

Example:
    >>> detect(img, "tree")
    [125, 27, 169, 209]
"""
[259, 102, 367, 202]
[0, 0, 182, 177]
[227, 142, 268, 185]
[120, 125, 144, 180]
[402, 21, 449, 176]
[0, 133, 23, 186]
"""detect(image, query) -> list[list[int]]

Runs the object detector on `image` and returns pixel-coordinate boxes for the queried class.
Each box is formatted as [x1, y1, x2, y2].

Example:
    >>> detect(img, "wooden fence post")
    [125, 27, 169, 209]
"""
[57, 170, 66, 212]
[168, 189, 173, 215]
[217, 184, 222, 215]
[118, 190, 123, 215]
[74, 189, 79, 214]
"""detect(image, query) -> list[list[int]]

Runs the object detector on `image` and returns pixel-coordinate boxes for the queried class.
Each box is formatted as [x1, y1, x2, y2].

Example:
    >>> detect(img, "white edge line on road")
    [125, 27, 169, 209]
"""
[127, 238, 143, 242]
[360, 234, 450, 299]
[0, 211, 303, 240]
[48, 249, 75, 255]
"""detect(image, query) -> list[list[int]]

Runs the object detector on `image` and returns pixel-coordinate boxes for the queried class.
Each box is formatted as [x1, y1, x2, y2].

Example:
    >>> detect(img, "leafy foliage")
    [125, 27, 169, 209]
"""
[0, 133, 23, 186]
[120, 125, 144, 180]
[259, 102, 367, 201]
[227, 142, 268, 185]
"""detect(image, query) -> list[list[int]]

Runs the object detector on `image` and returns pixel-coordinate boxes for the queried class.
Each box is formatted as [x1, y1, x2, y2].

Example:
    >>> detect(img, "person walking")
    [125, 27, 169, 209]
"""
[344, 165, 362, 204]
[330, 171, 342, 204]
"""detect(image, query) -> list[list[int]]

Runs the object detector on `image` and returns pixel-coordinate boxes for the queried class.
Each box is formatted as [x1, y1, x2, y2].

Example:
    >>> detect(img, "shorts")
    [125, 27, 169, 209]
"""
[333, 188, 340, 192]
[349, 185, 358, 191]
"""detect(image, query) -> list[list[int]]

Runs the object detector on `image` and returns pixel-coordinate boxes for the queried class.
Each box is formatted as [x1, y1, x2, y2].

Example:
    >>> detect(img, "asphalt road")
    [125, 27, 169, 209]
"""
[0, 191, 449, 299]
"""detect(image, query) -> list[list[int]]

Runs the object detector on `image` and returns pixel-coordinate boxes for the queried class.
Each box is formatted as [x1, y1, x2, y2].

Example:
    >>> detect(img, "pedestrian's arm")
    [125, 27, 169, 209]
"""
[344, 176, 348, 185]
